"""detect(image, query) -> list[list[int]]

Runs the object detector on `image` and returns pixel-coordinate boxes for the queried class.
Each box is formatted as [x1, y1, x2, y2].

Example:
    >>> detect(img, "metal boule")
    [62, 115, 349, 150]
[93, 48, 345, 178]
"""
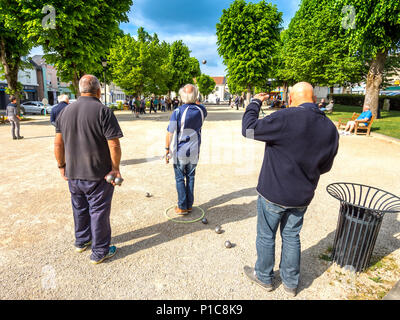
[225, 240, 232, 248]
[114, 177, 124, 186]
[215, 226, 222, 234]
[106, 174, 115, 183]
[201, 218, 208, 224]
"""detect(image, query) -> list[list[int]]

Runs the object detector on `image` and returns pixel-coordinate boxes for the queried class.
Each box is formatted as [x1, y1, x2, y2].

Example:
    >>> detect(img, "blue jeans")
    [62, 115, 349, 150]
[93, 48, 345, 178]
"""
[173, 160, 197, 210]
[255, 195, 307, 289]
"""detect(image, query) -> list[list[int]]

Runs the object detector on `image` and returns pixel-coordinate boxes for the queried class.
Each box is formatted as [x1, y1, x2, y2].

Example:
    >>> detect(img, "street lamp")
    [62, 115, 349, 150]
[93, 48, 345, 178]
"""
[101, 57, 108, 105]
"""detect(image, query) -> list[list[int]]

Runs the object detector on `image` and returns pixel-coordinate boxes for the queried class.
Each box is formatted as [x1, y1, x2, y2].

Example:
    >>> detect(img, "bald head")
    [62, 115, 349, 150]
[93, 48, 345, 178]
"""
[289, 82, 315, 107]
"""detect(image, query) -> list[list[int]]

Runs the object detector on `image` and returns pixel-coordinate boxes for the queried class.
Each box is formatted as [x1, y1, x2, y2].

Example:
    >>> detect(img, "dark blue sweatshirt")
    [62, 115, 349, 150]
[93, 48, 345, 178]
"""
[50, 101, 68, 125]
[242, 100, 339, 207]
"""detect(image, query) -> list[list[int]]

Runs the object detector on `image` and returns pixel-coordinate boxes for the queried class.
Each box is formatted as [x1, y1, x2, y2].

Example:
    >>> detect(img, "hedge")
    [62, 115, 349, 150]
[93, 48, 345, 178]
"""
[329, 94, 400, 111]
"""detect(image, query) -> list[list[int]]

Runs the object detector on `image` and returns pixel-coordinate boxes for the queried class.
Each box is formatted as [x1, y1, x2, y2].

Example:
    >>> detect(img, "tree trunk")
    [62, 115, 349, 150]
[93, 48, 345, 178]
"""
[246, 85, 252, 106]
[282, 81, 288, 103]
[364, 51, 388, 118]
[0, 37, 22, 114]
[72, 71, 80, 97]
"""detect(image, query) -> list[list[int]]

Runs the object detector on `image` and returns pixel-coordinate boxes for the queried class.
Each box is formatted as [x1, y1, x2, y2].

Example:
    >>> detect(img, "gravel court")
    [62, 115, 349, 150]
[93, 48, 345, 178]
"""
[0, 105, 399, 300]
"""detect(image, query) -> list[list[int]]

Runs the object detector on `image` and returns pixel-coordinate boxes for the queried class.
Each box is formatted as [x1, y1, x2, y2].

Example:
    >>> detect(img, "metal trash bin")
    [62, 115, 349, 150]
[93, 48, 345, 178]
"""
[327, 183, 400, 272]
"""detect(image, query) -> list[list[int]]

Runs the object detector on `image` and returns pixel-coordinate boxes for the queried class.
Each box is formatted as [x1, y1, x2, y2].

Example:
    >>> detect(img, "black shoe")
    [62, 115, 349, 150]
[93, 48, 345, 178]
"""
[17, 136, 24, 140]
[13, 137, 17, 140]
[243, 266, 274, 292]
[283, 284, 297, 297]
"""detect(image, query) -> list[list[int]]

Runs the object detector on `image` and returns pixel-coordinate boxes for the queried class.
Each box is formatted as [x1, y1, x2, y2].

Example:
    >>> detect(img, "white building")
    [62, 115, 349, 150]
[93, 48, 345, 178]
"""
[206, 76, 230, 103]
[100, 82, 126, 105]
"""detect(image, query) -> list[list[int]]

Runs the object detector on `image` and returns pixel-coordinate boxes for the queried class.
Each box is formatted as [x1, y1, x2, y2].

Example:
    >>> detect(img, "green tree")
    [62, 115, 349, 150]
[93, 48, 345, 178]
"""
[108, 28, 170, 97]
[216, 0, 282, 103]
[167, 40, 199, 94]
[335, 0, 400, 117]
[197, 74, 216, 100]
[0, 0, 34, 114]
[279, 0, 366, 96]
[21, 0, 132, 96]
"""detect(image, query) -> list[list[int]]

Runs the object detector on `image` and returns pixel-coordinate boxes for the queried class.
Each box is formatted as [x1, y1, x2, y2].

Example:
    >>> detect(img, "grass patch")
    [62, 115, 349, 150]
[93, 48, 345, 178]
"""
[319, 247, 334, 262]
[326, 104, 400, 139]
[345, 254, 400, 300]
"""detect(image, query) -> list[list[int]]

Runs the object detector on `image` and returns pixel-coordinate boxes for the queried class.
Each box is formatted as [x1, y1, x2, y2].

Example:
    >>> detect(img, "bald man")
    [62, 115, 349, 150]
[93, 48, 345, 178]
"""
[242, 82, 339, 296]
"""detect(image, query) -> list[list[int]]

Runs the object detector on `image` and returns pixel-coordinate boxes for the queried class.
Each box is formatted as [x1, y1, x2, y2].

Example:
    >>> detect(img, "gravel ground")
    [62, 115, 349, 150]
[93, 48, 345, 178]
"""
[0, 105, 399, 300]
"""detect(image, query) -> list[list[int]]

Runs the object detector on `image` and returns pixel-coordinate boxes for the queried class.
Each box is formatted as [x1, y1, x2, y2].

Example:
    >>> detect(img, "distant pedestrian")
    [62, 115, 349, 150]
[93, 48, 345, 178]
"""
[50, 94, 69, 126]
[54, 74, 123, 265]
[6, 96, 23, 140]
[161, 97, 166, 112]
[154, 97, 159, 111]
[173, 97, 179, 110]
[140, 98, 146, 114]
[167, 97, 172, 111]
[235, 96, 240, 110]
[240, 96, 244, 108]
[150, 98, 157, 114]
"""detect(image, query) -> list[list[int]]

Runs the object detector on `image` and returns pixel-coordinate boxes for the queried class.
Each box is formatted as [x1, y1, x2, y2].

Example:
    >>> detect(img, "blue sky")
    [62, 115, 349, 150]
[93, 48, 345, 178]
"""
[31, 0, 301, 77]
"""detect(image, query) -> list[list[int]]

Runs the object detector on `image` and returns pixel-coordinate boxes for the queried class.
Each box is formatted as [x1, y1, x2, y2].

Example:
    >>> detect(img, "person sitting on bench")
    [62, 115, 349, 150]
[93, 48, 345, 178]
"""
[340, 105, 372, 135]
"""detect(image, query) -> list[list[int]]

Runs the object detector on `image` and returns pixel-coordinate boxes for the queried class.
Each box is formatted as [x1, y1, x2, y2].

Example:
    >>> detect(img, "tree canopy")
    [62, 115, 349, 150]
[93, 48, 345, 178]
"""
[334, 0, 400, 116]
[197, 74, 216, 99]
[21, 0, 132, 95]
[108, 28, 169, 96]
[167, 40, 200, 94]
[216, 0, 282, 99]
[0, 0, 35, 112]
[278, 0, 366, 88]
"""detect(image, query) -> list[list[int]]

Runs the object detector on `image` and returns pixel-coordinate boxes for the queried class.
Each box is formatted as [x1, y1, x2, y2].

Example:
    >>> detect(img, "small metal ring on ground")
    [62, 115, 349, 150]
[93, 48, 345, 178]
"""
[164, 205, 205, 223]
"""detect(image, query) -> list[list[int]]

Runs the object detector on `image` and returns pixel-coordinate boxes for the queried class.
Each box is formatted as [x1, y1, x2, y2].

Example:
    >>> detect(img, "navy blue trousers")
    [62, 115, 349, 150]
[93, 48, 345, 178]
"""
[68, 179, 114, 260]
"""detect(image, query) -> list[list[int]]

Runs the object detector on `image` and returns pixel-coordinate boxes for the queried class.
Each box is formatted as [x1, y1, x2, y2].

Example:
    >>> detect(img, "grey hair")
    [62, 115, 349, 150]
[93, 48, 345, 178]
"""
[179, 84, 198, 104]
[58, 94, 69, 103]
[79, 75, 100, 95]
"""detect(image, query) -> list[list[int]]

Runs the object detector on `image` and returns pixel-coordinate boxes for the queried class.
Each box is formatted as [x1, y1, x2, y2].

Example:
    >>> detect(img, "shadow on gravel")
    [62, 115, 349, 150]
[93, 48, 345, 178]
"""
[112, 187, 258, 260]
[22, 135, 54, 140]
[120, 156, 160, 166]
[111, 187, 400, 295]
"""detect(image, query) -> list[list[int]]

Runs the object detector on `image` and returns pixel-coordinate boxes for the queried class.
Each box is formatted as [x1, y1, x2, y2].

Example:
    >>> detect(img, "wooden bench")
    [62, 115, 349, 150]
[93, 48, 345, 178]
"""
[337, 112, 358, 130]
[355, 116, 375, 136]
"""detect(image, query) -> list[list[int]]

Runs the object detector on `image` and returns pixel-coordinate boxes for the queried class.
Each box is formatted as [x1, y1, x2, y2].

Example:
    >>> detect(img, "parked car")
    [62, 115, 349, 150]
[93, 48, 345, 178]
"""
[20, 101, 45, 115]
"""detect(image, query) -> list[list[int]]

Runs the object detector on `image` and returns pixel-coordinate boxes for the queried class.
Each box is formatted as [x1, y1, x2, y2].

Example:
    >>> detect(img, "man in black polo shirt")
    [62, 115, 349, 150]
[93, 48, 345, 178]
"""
[54, 74, 123, 264]
[242, 82, 339, 296]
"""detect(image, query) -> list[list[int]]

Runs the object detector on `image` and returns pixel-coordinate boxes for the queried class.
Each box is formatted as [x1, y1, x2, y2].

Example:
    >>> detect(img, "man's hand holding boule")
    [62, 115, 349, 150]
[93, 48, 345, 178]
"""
[104, 169, 122, 186]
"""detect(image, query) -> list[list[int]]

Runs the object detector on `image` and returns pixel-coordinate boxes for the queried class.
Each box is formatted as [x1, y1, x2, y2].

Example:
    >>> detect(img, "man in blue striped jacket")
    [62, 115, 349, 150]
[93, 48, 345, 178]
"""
[165, 84, 207, 215]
